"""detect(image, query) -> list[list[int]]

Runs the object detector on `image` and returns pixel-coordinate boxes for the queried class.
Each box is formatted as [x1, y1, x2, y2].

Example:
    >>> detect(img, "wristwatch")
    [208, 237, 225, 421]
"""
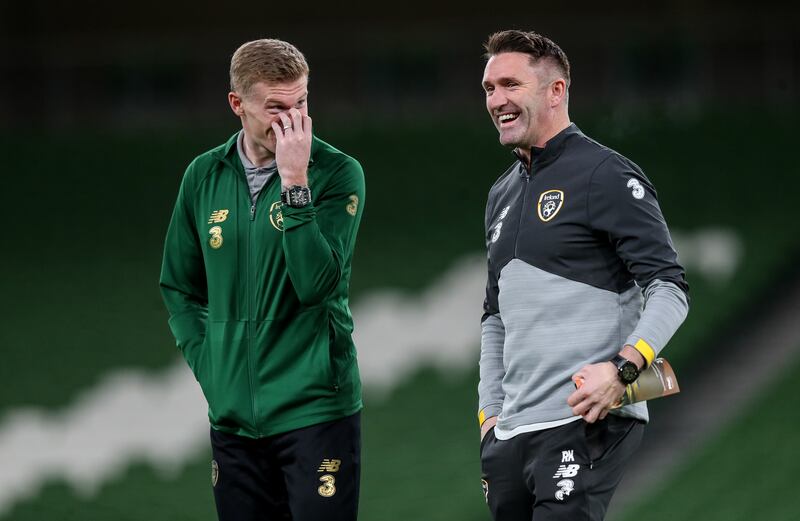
[281, 185, 312, 208]
[610, 354, 640, 385]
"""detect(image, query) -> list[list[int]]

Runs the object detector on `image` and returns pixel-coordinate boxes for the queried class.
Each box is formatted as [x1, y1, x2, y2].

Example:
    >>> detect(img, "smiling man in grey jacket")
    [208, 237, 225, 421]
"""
[477, 30, 689, 521]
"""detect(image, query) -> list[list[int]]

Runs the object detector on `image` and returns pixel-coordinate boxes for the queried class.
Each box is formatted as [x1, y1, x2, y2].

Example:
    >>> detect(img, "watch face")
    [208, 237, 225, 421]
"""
[284, 186, 311, 207]
[620, 363, 639, 383]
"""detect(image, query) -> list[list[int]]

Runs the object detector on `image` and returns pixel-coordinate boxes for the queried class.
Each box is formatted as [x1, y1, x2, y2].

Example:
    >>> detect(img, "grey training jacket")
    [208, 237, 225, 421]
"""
[478, 124, 689, 440]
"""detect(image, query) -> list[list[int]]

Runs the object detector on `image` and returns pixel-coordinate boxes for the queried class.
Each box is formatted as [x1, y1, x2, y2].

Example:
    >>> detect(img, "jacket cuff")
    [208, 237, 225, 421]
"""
[281, 203, 317, 230]
[624, 337, 656, 368]
[478, 405, 503, 426]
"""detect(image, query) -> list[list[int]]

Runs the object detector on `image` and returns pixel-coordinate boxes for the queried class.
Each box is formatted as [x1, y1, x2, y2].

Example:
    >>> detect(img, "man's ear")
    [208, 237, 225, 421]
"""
[550, 79, 567, 107]
[228, 91, 244, 116]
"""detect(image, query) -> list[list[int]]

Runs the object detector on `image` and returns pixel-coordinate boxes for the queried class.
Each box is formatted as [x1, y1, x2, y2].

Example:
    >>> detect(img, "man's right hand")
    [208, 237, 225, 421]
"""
[480, 415, 498, 441]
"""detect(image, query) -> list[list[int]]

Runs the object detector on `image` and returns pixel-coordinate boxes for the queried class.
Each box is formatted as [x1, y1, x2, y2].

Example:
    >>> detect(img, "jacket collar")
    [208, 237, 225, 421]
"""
[514, 123, 581, 174]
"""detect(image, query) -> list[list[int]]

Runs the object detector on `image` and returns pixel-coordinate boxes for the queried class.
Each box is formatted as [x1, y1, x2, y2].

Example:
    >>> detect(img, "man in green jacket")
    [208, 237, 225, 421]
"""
[160, 38, 365, 521]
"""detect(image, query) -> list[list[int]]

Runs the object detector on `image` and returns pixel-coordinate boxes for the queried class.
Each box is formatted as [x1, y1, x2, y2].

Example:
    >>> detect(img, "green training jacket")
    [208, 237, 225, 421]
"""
[159, 132, 365, 438]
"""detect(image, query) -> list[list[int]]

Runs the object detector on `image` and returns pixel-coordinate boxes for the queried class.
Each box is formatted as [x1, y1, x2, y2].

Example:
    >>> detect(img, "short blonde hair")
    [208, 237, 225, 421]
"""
[229, 39, 309, 97]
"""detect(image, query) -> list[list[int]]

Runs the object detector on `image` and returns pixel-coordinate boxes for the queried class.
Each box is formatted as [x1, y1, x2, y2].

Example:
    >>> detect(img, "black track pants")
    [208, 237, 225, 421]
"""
[480, 415, 643, 521]
[210, 412, 361, 521]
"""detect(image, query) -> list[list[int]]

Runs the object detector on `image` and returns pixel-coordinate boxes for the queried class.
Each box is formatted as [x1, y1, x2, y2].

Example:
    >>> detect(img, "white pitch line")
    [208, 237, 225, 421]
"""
[0, 229, 742, 516]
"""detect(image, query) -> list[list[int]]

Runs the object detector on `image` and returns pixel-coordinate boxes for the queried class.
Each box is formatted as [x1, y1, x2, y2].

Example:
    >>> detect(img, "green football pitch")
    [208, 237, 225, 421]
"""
[2, 108, 799, 520]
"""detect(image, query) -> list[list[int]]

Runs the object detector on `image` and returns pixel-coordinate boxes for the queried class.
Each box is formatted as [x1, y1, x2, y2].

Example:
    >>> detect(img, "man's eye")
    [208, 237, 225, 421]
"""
[296, 99, 307, 108]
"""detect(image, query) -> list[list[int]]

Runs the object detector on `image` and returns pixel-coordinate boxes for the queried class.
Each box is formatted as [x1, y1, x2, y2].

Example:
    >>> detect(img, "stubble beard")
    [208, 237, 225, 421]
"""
[498, 124, 528, 149]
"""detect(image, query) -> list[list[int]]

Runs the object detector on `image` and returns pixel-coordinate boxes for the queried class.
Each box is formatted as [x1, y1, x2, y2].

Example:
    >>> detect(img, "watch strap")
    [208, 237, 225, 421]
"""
[610, 354, 640, 384]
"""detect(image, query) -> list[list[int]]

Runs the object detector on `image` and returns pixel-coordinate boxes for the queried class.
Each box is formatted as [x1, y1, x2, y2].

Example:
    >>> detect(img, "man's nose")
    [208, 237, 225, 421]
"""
[487, 91, 508, 111]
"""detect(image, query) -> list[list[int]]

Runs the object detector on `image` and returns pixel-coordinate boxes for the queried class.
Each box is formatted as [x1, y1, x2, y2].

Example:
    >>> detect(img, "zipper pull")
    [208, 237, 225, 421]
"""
[250, 203, 256, 221]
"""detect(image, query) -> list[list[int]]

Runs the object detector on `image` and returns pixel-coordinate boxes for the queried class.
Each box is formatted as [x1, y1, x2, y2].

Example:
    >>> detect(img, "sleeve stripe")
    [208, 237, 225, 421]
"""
[478, 409, 486, 427]
[634, 338, 656, 367]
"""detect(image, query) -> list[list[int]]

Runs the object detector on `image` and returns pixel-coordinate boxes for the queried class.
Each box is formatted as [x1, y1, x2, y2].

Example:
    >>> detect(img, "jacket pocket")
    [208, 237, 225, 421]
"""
[584, 415, 639, 466]
[203, 320, 252, 428]
[327, 309, 356, 391]
[181, 335, 207, 383]
[479, 426, 496, 455]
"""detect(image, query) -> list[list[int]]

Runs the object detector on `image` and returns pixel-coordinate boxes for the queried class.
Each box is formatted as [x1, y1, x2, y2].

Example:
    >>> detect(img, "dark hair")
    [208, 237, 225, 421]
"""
[484, 30, 571, 87]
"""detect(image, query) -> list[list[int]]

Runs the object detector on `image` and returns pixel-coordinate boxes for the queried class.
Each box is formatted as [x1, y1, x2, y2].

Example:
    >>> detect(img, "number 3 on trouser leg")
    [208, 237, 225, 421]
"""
[285, 413, 361, 521]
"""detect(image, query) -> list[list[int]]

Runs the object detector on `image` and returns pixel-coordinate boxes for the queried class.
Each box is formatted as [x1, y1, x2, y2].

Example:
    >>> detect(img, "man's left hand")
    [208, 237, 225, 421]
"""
[271, 108, 312, 187]
[567, 362, 625, 423]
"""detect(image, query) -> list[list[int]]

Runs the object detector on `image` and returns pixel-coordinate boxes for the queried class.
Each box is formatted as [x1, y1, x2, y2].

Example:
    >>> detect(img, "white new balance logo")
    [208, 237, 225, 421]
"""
[553, 464, 580, 478]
